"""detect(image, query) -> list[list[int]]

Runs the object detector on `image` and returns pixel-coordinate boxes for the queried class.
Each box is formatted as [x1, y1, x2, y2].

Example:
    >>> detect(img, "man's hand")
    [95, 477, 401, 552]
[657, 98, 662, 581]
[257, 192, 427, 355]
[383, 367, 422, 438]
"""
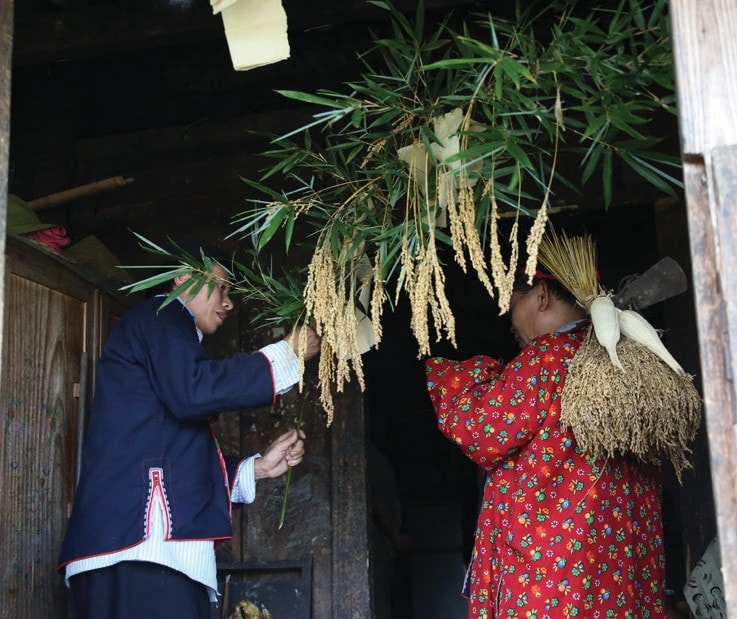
[254, 429, 306, 480]
[285, 325, 321, 360]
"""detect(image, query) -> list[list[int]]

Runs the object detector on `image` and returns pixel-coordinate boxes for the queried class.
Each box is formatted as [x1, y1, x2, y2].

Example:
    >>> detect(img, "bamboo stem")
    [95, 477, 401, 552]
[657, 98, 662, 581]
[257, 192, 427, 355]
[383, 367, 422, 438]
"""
[278, 384, 310, 530]
[26, 176, 134, 210]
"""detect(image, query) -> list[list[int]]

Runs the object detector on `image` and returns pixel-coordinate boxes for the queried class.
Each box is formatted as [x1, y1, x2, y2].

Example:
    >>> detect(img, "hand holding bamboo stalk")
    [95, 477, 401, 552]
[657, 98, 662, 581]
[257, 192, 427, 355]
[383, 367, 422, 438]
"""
[254, 428, 307, 482]
[276, 322, 320, 528]
[278, 383, 311, 529]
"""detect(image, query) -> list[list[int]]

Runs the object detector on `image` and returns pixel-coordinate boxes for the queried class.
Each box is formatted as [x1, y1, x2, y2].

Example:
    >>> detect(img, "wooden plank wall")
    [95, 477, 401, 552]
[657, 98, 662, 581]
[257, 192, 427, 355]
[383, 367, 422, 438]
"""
[0, 273, 86, 617]
[0, 240, 101, 618]
[670, 0, 737, 614]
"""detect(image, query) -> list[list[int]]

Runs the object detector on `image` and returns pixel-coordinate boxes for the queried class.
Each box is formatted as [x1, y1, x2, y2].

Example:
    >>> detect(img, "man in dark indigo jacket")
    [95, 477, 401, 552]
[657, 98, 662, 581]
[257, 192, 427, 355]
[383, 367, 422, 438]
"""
[58, 240, 321, 618]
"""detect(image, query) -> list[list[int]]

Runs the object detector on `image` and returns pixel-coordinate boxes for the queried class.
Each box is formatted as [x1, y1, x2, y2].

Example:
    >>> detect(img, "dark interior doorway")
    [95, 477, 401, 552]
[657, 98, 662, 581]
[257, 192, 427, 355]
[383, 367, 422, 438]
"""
[363, 204, 713, 618]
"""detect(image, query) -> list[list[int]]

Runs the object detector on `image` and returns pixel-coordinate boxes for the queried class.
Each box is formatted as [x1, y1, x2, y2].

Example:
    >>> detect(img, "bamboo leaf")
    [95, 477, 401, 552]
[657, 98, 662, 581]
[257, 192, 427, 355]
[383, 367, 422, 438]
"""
[618, 151, 681, 194]
[275, 90, 356, 109]
[257, 207, 289, 251]
[121, 0, 680, 412]
[602, 148, 613, 207]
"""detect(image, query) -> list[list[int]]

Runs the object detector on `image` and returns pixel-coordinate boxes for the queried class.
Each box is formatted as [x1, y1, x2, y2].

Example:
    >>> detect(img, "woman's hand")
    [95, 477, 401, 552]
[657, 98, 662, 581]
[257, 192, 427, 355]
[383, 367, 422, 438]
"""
[254, 428, 306, 480]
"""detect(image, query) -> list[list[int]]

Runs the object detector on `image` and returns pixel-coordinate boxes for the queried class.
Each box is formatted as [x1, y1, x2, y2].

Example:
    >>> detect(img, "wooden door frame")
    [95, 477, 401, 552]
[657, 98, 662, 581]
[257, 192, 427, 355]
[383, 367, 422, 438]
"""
[670, 1, 737, 615]
[0, 0, 12, 366]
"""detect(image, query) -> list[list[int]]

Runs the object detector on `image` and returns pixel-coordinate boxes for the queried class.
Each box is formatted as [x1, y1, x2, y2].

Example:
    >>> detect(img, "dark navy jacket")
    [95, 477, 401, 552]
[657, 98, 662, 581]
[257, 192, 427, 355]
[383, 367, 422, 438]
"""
[58, 295, 276, 568]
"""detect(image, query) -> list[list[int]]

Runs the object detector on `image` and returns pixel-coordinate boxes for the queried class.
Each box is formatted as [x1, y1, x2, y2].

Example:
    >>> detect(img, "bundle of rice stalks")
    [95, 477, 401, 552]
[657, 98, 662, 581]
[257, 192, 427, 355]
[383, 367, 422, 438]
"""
[561, 330, 702, 481]
[536, 226, 702, 478]
[538, 227, 625, 369]
[228, 599, 272, 619]
[536, 226, 599, 307]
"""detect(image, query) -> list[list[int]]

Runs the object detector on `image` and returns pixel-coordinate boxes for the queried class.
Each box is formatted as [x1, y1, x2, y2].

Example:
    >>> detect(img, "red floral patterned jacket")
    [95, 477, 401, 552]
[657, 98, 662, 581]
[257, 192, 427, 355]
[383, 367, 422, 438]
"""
[425, 324, 666, 618]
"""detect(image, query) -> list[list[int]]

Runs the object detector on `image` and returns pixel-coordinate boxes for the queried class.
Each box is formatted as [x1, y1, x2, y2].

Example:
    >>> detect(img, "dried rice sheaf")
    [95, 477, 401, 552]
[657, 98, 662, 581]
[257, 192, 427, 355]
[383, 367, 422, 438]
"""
[228, 598, 272, 619]
[561, 329, 702, 481]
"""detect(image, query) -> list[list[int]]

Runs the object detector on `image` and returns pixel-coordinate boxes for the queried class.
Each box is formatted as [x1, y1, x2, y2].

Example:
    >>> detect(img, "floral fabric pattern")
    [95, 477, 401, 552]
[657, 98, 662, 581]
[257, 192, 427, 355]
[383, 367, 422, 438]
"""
[425, 328, 666, 618]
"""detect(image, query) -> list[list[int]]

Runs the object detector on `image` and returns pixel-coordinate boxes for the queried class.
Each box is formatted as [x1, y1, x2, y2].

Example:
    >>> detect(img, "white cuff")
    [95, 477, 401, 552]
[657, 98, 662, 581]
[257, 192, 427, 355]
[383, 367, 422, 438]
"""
[259, 340, 300, 395]
[231, 454, 261, 504]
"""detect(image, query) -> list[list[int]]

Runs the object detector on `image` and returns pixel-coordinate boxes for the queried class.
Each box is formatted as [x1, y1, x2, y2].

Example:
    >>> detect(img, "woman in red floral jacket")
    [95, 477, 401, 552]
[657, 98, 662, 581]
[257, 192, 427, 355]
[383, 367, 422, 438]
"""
[425, 273, 666, 618]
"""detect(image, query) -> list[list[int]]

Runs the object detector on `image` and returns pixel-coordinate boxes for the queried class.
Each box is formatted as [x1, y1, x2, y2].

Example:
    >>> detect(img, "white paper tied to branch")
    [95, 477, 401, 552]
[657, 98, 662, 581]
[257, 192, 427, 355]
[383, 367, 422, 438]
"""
[397, 107, 481, 226]
[355, 308, 375, 356]
[354, 253, 375, 355]
[211, 0, 290, 71]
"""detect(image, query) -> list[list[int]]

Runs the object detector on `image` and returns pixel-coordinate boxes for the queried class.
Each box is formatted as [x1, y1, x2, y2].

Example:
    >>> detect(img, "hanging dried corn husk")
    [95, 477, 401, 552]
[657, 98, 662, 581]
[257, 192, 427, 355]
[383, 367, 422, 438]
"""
[537, 227, 702, 480]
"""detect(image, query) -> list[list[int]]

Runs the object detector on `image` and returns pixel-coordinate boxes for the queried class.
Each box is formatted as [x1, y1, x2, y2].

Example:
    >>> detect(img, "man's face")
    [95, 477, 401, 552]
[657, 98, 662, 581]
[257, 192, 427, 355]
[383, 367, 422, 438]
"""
[176, 263, 234, 335]
[509, 284, 541, 349]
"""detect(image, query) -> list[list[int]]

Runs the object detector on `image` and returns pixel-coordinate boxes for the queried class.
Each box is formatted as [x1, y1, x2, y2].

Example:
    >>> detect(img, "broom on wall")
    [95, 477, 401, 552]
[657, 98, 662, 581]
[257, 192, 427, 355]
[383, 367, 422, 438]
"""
[537, 227, 702, 480]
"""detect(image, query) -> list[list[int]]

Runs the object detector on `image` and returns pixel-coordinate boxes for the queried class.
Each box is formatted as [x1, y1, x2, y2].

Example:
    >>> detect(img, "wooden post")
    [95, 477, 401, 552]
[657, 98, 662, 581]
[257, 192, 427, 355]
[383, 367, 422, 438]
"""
[670, 0, 737, 614]
[331, 381, 372, 619]
[0, 0, 12, 379]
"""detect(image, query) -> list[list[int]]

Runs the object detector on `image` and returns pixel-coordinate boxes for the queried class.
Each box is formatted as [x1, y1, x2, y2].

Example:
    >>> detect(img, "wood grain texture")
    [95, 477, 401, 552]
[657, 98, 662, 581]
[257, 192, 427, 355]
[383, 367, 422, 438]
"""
[671, 0, 737, 613]
[331, 381, 371, 619]
[0, 240, 134, 618]
[0, 274, 86, 618]
[12, 0, 477, 66]
[670, 0, 737, 154]
[682, 158, 737, 618]
[0, 0, 12, 364]
[708, 146, 737, 611]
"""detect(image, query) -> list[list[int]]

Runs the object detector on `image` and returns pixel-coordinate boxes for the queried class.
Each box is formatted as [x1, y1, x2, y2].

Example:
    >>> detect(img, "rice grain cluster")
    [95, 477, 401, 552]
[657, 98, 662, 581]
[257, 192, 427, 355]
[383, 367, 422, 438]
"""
[562, 330, 702, 481]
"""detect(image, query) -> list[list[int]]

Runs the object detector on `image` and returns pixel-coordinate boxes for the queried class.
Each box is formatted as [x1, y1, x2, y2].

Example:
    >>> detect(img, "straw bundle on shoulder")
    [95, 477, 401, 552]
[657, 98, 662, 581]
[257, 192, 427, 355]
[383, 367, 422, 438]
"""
[536, 226, 599, 308]
[561, 331, 702, 481]
[535, 226, 702, 480]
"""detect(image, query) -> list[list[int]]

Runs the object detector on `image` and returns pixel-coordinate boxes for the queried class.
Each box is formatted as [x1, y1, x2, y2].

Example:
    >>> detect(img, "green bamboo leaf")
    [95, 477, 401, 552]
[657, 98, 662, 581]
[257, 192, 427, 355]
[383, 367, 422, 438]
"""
[119, 268, 187, 294]
[118, 0, 682, 371]
[184, 274, 207, 299]
[260, 149, 311, 181]
[504, 140, 534, 170]
[500, 56, 537, 88]
[350, 107, 363, 129]
[579, 114, 609, 142]
[284, 214, 295, 249]
[257, 207, 289, 251]
[239, 176, 291, 203]
[618, 152, 680, 194]
[368, 0, 416, 40]
[275, 300, 306, 317]
[580, 144, 603, 184]
[130, 230, 172, 257]
[275, 90, 355, 109]
[154, 290, 182, 311]
[602, 148, 613, 207]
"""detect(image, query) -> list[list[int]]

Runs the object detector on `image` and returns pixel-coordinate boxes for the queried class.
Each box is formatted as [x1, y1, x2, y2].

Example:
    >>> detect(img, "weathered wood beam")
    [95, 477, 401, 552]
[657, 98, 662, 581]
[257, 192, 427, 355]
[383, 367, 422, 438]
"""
[13, 1, 220, 66]
[12, 0, 478, 67]
[331, 381, 371, 619]
[0, 0, 12, 362]
[670, 0, 737, 614]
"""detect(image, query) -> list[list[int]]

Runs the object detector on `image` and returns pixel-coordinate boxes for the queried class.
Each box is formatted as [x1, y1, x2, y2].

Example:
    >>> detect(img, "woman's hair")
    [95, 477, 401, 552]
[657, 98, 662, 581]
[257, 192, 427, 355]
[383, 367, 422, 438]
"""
[513, 269, 578, 306]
